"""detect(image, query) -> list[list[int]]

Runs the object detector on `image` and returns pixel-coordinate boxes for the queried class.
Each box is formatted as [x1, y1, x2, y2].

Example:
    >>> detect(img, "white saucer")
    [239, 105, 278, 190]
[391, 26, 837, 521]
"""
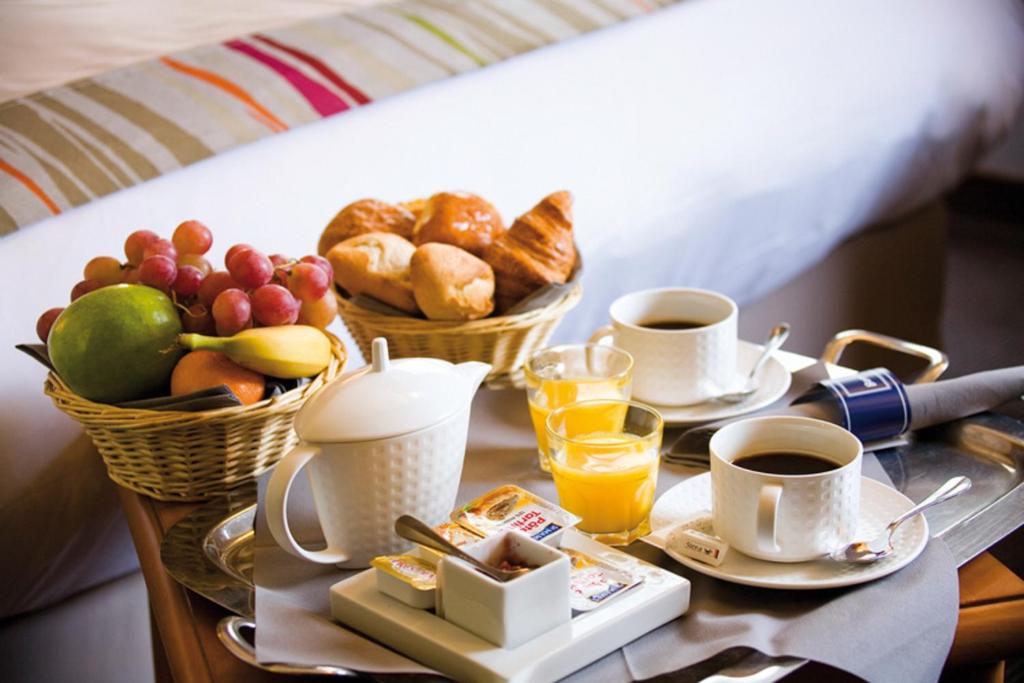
[648, 340, 792, 426]
[643, 473, 929, 590]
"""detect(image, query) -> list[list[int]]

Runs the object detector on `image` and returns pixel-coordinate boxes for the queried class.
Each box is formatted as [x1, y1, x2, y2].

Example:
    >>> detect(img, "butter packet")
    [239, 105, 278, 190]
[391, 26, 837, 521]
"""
[436, 521, 484, 547]
[371, 554, 436, 589]
[563, 548, 643, 612]
[452, 484, 581, 544]
[371, 554, 437, 609]
[415, 522, 485, 565]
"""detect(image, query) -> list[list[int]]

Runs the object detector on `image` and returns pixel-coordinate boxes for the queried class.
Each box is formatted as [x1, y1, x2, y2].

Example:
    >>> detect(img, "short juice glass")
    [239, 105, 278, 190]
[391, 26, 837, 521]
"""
[524, 345, 633, 472]
[545, 400, 663, 545]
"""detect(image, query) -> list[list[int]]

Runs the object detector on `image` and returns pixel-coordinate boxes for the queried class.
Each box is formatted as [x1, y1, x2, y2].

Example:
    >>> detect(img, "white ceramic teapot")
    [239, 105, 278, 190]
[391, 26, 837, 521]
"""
[266, 338, 490, 568]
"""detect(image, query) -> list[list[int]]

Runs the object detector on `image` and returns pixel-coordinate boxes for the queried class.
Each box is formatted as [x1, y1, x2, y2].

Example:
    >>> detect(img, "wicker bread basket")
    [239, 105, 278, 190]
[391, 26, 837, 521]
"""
[336, 284, 582, 388]
[43, 332, 347, 501]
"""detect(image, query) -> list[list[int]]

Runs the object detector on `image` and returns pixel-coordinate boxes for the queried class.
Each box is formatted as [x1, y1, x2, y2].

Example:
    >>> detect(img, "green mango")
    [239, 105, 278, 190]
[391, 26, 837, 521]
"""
[49, 285, 184, 403]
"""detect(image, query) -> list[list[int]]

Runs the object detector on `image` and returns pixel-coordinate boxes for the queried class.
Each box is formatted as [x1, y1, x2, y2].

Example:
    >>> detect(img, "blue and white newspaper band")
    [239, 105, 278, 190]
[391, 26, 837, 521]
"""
[818, 368, 912, 442]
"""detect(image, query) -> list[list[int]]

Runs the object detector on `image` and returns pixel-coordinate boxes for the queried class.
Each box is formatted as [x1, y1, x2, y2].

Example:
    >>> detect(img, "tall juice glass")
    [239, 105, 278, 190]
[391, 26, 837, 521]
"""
[524, 345, 634, 472]
[546, 400, 663, 545]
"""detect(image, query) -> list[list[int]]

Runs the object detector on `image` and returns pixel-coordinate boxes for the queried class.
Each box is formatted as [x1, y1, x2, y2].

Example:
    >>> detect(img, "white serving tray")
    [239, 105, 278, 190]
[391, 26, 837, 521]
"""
[329, 530, 690, 683]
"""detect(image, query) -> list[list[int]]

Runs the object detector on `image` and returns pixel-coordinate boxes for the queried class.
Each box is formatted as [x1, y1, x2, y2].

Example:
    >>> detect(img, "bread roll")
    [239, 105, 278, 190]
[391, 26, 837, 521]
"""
[411, 192, 505, 258]
[318, 199, 415, 256]
[411, 243, 495, 320]
[399, 198, 428, 221]
[326, 232, 418, 313]
[483, 191, 576, 312]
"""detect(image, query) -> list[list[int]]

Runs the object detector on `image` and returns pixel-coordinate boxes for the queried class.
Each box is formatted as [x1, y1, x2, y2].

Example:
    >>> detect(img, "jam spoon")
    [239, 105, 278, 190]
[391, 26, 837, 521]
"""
[394, 515, 530, 582]
[830, 476, 971, 563]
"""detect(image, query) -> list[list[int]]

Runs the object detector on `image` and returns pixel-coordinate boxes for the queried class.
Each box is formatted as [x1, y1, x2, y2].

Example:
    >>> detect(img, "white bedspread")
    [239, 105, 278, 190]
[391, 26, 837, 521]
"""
[0, 0, 1021, 616]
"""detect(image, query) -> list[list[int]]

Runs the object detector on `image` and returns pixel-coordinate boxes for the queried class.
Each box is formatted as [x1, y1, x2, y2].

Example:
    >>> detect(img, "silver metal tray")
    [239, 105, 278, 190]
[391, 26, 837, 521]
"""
[160, 410, 1024, 680]
[161, 411, 1024, 618]
[876, 412, 1024, 565]
[160, 330, 1023, 679]
[161, 486, 257, 618]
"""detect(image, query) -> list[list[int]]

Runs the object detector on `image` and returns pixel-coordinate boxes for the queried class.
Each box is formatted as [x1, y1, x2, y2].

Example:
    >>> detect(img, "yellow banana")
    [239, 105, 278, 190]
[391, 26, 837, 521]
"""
[179, 325, 332, 378]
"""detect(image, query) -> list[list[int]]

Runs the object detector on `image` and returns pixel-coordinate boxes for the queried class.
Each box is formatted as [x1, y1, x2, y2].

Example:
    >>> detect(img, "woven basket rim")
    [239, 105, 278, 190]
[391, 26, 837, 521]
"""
[335, 282, 582, 331]
[44, 331, 346, 423]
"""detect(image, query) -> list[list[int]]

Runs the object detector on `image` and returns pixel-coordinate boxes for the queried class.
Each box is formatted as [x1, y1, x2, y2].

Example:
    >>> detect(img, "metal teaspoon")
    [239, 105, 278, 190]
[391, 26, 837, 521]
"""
[830, 476, 972, 564]
[714, 322, 791, 404]
[394, 515, 529, 582]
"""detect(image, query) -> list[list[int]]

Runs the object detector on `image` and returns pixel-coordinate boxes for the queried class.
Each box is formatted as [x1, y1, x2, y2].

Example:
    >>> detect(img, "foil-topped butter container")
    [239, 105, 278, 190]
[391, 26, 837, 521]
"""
[452, 484, 581, 545]
[370, 554, 437, 609]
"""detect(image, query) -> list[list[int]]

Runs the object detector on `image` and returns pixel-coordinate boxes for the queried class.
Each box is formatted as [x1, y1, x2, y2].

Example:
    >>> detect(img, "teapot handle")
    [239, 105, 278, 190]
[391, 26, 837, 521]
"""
[265, 444, 349, 564]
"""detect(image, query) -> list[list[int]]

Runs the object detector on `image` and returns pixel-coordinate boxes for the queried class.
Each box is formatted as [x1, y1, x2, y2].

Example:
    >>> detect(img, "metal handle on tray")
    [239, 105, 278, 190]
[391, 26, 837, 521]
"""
[216, 616, 358, 677]
[820, 329, 949, 383]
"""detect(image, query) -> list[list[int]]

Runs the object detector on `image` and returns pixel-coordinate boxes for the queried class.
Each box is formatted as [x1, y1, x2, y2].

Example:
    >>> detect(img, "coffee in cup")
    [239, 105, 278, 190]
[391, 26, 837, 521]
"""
[638, 319, 710, 331]
[732, 451, 839, 475]
[709, 416, 862, 562]
[590, 288, 737, 406]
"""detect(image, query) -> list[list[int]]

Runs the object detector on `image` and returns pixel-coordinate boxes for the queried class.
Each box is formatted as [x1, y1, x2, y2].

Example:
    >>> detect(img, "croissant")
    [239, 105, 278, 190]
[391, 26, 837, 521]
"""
[483, 191, 576, 312]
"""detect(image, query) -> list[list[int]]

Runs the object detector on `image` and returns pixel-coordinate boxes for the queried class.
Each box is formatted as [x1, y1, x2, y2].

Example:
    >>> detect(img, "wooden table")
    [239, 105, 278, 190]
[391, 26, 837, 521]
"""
[119, 485, 1024, 683]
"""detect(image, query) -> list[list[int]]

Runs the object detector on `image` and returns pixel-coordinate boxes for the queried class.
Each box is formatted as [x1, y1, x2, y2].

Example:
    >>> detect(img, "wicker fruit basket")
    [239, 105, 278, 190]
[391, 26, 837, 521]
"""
[336, 284, 582, 388]
[43, 333, 347, 501]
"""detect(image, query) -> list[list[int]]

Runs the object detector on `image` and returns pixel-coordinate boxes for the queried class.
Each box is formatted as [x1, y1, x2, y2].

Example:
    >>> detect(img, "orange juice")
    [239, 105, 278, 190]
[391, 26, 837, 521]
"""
[528, 378, 629, 471]
[549, 432, 659, 543]
[524, 345, 634, 473]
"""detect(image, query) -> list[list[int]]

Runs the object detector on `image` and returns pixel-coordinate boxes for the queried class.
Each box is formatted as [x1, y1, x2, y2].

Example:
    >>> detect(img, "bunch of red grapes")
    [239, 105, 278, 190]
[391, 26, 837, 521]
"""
[36, 220, 337, 342]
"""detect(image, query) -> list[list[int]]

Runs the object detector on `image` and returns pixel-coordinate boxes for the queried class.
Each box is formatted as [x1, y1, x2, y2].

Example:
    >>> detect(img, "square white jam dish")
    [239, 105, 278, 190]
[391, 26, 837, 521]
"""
[437, 530, 570, 648]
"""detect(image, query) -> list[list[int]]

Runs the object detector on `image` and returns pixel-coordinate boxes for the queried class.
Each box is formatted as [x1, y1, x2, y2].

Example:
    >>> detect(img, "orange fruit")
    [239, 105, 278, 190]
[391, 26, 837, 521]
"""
[170, 349, 266, 406]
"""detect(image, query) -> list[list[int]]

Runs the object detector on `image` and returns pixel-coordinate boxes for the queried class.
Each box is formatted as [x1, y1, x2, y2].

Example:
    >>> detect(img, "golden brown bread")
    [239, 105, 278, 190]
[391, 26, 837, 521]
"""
[411, 192, 505, 258]
[483, 191, 576, 312]
[399, 198, 428, 221]
[410, 243, 495, 321]
[318, 199, 415, 256]
[326, 232, 418, 314]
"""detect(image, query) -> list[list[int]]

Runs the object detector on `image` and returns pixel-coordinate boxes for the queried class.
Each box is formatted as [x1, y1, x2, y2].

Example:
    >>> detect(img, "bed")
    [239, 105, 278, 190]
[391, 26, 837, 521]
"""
[1, 0, 1021, 679]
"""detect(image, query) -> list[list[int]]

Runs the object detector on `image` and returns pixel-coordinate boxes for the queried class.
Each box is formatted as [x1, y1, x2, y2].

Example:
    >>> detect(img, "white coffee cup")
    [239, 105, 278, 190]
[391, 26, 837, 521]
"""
[590, 288, 737, 405]
[709, 416, 862, 563]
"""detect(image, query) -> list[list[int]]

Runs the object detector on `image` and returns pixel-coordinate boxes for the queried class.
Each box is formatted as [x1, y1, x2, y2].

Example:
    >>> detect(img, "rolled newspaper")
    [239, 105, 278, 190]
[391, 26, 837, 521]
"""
[668, 366, 1024, 459]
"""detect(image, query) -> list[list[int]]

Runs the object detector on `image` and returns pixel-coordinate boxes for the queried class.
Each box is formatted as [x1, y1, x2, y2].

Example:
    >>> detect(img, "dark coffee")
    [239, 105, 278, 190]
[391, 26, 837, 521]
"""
[733, 451, 839, 475]
[640, 319, 708, 330]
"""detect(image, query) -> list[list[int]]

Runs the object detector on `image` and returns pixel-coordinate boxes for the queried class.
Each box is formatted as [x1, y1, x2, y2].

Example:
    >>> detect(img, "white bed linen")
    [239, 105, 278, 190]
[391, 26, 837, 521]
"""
[0, 0, 1021, 616]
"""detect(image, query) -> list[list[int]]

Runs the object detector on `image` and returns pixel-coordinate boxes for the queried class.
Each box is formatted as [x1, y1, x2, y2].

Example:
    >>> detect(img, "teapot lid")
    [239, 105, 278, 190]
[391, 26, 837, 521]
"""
[294, 338, 483, 443]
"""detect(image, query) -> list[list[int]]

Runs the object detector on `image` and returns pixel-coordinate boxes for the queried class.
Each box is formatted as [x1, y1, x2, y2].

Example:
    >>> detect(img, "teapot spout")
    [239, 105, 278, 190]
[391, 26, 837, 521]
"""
[455, 361, 492, 393]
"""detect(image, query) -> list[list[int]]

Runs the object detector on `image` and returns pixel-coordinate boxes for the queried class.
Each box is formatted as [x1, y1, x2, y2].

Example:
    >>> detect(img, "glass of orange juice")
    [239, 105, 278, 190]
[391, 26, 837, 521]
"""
[524, 345, 634, 472]
[545, 400, 663, 545]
